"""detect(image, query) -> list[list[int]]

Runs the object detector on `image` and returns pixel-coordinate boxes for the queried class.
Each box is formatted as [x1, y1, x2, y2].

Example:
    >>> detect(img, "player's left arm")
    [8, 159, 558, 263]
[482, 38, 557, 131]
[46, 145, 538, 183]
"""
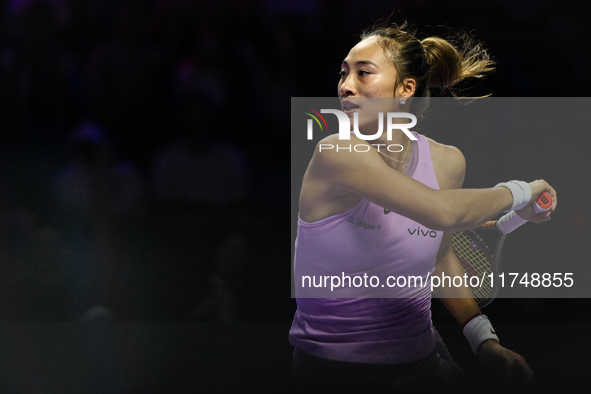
[430, 139, 534, 387]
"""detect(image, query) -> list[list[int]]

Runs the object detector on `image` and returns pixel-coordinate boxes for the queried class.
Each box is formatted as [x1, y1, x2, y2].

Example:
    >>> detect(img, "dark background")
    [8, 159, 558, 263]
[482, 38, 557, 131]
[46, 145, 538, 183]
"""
[0, 0, 589, 392]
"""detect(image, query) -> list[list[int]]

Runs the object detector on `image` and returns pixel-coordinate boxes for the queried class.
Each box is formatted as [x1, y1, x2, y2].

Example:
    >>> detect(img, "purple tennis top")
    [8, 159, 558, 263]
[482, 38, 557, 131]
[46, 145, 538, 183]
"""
[289, 132, 444, 364]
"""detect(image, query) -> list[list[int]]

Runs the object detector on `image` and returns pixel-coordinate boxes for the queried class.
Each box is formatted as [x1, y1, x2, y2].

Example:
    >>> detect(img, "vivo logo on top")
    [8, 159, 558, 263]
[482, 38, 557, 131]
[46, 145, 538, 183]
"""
[303, 108, 418, 142]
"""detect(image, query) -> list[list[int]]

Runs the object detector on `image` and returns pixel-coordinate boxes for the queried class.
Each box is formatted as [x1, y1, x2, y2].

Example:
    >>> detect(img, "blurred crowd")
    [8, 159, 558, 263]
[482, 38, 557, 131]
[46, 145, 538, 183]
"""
[0, 0, 588, 321]
[0, 0, 300, 321]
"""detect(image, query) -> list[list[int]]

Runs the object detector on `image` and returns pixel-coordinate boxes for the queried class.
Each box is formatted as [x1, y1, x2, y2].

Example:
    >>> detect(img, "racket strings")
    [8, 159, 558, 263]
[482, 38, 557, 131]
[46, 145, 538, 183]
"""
[452, 231, 493, 302]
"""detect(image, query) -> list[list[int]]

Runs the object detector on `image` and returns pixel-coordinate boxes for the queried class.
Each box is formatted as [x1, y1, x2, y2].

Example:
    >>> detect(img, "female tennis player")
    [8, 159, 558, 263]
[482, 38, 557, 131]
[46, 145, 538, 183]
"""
[289, 22, 556, 393]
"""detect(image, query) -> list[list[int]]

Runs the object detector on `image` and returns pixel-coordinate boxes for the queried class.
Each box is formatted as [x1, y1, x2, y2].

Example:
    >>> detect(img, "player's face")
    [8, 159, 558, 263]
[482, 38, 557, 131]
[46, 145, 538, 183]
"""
[338, 37, 402, 134]
[338, 37, 399, 98]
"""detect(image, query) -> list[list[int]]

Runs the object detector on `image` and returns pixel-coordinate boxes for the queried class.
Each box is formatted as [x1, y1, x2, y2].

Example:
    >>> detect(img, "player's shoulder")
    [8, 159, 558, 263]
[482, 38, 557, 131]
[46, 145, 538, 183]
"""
[426, 137, 466, 167]
[426, 137, 466, 189]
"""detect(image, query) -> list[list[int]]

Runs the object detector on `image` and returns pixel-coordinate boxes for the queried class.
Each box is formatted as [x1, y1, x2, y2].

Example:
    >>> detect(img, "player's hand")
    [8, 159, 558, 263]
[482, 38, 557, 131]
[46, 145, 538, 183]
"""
[477, 340, 534, 387]
[518, 179, 557, 223]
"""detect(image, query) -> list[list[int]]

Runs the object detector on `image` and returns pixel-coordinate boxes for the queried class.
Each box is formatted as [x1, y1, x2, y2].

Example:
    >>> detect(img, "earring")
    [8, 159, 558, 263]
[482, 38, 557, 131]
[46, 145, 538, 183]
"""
[400, 98, 406, 105]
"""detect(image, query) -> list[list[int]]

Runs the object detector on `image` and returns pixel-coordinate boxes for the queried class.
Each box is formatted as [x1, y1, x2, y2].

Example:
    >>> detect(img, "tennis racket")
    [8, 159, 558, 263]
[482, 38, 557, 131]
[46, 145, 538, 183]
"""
[452, 192, 553, 307]
[451, 221, 505, 308]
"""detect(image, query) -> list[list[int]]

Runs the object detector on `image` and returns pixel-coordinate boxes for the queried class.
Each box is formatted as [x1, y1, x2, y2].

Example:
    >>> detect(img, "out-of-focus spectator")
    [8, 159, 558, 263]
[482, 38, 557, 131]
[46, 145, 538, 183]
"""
[189, 234, 251, 322]
[151, 95, 249, 210]
[148, 93, 251, 320]
[0, 208, 69, 319]
[174, 24, 227, 109]
[54, 121, 145, 220]
[53, 121, 145, 315]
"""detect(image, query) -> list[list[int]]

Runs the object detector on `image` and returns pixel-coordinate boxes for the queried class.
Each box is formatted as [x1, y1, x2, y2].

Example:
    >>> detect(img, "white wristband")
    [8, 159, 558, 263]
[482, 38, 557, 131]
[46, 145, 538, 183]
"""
[463, 315, 499, 354]
[495, 180, 532, 211]
[496, 210, 528, 234]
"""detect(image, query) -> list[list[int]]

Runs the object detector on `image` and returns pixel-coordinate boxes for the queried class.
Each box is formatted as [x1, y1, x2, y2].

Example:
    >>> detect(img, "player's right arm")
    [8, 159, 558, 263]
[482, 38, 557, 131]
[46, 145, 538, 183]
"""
[300, 134, 555, 232]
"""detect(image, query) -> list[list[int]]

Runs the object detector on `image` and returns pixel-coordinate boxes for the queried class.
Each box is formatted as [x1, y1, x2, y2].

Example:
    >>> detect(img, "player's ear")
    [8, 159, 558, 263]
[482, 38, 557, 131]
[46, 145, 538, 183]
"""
[397, 78, 416, 97]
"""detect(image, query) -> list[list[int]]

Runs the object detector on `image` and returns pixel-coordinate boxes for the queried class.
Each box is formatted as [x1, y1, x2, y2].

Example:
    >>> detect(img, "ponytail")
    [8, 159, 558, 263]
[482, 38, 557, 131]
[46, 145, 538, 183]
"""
[361, 22, 495, 99]
[421, 35, 495, 95]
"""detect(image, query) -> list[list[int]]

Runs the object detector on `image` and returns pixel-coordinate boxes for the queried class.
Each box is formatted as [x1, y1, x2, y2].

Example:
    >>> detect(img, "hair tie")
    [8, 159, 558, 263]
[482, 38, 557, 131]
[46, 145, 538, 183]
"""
[419, 41, 428, 71]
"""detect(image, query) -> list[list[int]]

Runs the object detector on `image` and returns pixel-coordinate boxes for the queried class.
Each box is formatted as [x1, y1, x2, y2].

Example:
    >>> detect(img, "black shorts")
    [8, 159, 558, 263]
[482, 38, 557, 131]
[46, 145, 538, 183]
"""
[292, 347, 467, 394]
